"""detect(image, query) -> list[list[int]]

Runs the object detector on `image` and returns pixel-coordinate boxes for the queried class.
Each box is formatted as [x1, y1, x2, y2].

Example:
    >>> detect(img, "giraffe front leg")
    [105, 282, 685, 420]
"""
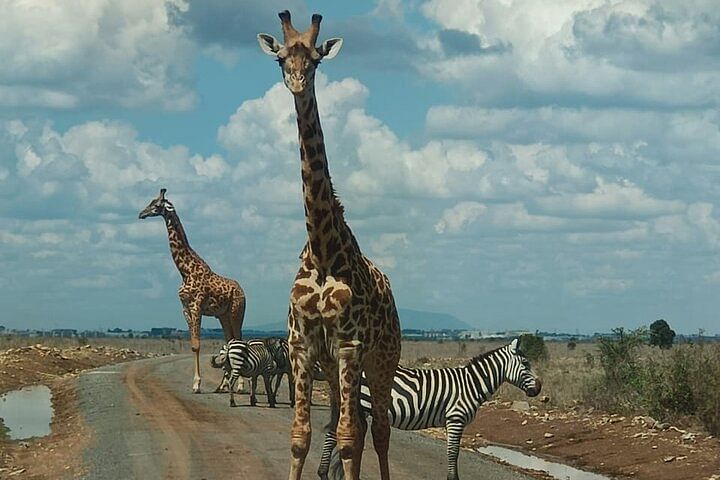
[288, 339, 315, 480]
[445, 418, 465, 480]
[336, 340, 363, 480]
[183, 306, 202, 393]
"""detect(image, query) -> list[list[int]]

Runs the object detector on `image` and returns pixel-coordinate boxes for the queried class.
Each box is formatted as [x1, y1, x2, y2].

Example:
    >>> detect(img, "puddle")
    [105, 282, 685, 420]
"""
[0, 385, 53, 440]
[478, 445, 611, 480]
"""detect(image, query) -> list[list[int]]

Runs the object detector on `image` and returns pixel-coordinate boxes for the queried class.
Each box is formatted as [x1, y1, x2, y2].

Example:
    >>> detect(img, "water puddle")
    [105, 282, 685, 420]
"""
[0, 385, 53, 440]
[478, 445, 611, 480]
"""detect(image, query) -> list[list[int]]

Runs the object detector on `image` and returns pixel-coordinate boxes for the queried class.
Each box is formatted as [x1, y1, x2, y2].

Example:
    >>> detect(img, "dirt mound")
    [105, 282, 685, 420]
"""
[0, 344, 155, 395]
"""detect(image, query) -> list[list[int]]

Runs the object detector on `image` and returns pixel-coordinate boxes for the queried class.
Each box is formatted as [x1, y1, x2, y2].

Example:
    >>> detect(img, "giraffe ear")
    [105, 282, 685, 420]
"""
[317, 37, 343, 59]
[257, 33, 283, 56]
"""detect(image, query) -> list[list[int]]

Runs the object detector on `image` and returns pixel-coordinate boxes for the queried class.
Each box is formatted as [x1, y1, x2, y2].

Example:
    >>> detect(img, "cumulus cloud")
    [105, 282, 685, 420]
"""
[419, 0, 720, 107]
[0, 0, 196, 110]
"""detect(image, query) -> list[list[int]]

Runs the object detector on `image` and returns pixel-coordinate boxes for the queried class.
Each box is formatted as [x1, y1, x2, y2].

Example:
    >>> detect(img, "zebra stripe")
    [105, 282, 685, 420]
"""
[221, 339, 282, 408]
[318, 339, 542, 480]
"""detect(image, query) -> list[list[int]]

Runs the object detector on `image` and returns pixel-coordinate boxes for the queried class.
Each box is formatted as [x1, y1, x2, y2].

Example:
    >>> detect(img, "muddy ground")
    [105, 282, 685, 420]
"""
[0, 343, 719, 479]
[0, 344, 154, 478]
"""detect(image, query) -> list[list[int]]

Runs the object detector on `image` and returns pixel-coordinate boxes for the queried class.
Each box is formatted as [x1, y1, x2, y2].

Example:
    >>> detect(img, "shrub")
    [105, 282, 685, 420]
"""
[584, 326, 720, 436]
[519, 333, 548, 362]
[567, 341, 577, 351]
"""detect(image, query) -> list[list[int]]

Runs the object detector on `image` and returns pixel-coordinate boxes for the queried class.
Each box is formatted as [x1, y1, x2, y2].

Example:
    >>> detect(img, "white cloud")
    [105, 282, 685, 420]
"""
[419, 0, 720, 107]
[535, 177, 685, 219]
[0, 0, 196, 110]
[435, 202, 487, 233]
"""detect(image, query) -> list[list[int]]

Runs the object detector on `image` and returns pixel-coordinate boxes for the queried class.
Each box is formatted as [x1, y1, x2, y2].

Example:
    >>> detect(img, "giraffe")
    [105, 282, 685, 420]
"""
[258, 11, 401, 480]
[139, 188, 246, 393]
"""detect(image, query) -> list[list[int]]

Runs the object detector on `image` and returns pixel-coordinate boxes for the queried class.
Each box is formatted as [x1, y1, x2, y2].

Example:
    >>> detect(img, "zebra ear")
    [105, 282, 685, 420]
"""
[510, 338, 519, 353]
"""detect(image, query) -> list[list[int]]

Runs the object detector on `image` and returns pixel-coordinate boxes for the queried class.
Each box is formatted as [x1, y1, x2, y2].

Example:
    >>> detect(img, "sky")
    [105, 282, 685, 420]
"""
[1, 0, 720, 334]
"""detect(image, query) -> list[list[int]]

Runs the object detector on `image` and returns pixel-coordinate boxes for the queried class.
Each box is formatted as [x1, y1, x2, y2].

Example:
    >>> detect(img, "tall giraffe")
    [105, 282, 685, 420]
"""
[258, 12, 401, 480]
[139, 188, 246, 393]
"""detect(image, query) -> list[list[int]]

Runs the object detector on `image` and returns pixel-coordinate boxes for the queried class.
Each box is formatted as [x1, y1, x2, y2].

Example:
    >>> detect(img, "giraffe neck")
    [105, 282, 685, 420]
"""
[162, 210, 207, 279]
[294, 86, 356, 271]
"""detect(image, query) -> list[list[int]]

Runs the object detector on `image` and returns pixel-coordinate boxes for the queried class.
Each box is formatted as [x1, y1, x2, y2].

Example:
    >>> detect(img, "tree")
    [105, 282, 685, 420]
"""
[649, 319, 676, 349]
[519, 333, 548, 362]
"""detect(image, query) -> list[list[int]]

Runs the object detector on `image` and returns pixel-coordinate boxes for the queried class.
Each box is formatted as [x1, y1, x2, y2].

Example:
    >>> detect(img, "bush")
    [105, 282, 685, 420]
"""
[567, 341, 577, 351]
[519, 333, 548, 362]
[585, 327, 646, 411]
[584, 327, 720, 435]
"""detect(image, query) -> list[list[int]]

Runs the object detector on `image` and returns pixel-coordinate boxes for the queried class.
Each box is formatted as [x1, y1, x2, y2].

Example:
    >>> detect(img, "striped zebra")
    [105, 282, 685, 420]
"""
[210, 338, 285, 407]
[318, 339, 542, 480]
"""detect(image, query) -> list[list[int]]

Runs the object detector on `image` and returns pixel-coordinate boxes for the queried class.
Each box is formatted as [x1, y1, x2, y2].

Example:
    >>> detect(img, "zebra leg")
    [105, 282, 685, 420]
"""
[214, 366, 230, 393]
[445, 419, 465, 480]
[228, 372, 240, 407]
[317, 429, 338, 480]
[250, 375, 259, 406]
[364, 361, 394, 480]
[263, 373, 276, 408]
[317, 374, 340, 480]
[273, 372, 283, 400]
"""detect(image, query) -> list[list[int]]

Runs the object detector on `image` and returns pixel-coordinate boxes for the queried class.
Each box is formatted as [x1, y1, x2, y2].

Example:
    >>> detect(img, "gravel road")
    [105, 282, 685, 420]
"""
[78, 355, 534, 480]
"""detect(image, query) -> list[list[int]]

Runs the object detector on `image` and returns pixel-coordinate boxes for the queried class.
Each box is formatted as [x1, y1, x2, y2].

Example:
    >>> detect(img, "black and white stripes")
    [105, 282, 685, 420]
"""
[318, 338, 542, 480]
[211, 338, 286, 407]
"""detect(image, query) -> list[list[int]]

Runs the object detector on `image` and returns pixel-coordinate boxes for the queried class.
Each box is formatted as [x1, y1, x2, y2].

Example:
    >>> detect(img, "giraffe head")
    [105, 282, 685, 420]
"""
[257, 10, 343, 95]
[504, 338, 543, 397]
[138, 188, 175, 219]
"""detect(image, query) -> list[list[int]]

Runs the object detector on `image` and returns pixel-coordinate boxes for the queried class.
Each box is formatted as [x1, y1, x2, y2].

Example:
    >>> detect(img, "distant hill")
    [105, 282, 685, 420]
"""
[398, 308, 471, 331]
[247, 308, 470, 332]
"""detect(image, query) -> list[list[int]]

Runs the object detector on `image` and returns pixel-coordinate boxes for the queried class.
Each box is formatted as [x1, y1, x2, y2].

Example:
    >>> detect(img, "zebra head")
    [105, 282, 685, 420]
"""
[504, 339, 542, 397]
[210, 343, 229, 368]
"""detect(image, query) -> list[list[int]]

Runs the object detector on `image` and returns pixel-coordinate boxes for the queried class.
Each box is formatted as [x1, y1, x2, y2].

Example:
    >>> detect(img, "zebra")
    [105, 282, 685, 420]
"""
[317, 338, 542, 480]
[210, 338, 284, 407]
[211, 337, 326, 407]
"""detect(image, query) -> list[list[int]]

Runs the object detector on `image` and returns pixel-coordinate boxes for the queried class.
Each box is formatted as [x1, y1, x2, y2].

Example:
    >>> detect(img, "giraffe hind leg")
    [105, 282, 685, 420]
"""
[364, 355, 398, 480]
[336, 340, 363, 480]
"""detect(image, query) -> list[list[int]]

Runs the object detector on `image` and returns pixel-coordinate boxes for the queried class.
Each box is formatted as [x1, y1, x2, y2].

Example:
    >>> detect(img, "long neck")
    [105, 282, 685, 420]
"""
[163, 211, 206, 279]
[465, 349, 507, 406]
[294, 86, 355, 271]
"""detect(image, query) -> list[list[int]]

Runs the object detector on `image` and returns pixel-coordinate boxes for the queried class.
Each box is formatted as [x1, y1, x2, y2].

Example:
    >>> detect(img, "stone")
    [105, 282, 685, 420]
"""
[511, 401, 530, 412]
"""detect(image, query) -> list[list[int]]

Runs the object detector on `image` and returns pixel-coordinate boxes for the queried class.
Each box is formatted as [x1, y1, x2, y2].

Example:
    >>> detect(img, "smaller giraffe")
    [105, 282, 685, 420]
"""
[139, 188, 246, 393]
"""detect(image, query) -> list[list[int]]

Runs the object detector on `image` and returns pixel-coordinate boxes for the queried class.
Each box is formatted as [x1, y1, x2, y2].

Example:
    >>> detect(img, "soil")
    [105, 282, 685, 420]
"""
[0, 344, 154, 478]
[1, 344, 719, 480]
[424, 400, 720, 480]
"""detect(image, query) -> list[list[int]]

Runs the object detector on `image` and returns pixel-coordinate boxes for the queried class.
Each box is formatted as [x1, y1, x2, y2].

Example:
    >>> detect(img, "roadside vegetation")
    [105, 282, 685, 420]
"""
[4, 325, 718, 435]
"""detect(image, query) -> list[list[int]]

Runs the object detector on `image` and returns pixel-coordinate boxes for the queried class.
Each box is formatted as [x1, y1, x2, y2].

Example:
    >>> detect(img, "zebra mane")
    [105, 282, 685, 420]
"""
[464, 341, 517, 368]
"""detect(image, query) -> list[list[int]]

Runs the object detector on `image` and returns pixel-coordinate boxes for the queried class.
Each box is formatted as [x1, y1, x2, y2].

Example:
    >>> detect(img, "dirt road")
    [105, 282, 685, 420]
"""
[78, 355, 533, 480]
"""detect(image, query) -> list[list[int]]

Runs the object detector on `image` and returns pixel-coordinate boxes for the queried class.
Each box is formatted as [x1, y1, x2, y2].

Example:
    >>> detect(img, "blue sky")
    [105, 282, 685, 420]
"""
[2, 0, 720, 334]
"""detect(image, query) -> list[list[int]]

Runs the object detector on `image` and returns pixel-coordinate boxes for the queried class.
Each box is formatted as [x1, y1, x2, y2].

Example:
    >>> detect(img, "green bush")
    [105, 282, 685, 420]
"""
[585, 327, 720, 435]
[519, 333, 548, 362]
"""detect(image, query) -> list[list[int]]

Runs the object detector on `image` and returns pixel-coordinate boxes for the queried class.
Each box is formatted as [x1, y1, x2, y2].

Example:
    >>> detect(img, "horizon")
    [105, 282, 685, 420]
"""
[2, 1, 720, 336]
